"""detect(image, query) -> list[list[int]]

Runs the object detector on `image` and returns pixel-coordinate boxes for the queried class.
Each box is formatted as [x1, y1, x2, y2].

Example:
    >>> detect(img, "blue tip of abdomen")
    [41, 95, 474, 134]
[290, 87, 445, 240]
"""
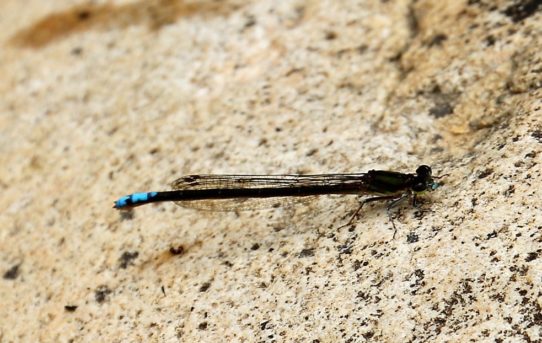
[113, 192, 158, 209]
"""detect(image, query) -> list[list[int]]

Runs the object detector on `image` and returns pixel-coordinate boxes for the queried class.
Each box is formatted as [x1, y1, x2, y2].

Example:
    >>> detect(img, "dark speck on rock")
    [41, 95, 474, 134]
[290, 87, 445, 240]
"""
[3, 264, 20, 280]
[525, 251, 539, 262]
[199, 282, 211, 292]
[503, 0, 542, 22]
[406, 232, 419, 243]
[478, 168, 493, 179]
[428, 33, 448, 47]
[119, 251, 139, 269]
[531, 130, 542, 143]
[120, 210, 134, 221]
[95, 285, 112, 303]
[487, 231, 498, 239]
[429, 102, 454, 118]
[298, 248, 315, 258]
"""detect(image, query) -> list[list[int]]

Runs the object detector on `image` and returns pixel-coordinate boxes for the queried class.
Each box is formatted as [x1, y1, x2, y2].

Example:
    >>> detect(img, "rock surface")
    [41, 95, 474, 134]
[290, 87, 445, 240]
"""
[1, 0, 541, 341]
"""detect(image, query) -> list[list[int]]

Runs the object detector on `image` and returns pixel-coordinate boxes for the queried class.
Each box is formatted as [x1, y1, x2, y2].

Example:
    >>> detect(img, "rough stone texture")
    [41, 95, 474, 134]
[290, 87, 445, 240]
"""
[0, 0, 541, 342]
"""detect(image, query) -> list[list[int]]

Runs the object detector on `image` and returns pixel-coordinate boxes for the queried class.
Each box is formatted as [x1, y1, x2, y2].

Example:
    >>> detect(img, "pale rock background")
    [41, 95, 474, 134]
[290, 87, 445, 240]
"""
[0, 0, 541, 342]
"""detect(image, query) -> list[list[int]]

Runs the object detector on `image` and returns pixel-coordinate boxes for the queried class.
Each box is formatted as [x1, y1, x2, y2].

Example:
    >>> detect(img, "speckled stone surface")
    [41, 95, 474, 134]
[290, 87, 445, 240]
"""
[1, 0, 541, 342]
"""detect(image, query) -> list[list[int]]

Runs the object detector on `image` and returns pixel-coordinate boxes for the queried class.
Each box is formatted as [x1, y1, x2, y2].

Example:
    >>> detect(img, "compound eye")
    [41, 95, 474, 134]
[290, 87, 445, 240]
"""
[416, 165, 432, 177]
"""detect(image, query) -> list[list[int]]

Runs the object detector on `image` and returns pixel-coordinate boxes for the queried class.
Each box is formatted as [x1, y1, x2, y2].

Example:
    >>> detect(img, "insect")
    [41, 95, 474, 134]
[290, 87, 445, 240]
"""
[114, 165, 444, 236]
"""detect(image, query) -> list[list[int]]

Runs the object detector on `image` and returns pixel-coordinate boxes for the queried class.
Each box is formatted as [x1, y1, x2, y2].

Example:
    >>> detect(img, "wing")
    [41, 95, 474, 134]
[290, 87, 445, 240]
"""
[170, 173, 370, 190]
[169, 173, 369, 211]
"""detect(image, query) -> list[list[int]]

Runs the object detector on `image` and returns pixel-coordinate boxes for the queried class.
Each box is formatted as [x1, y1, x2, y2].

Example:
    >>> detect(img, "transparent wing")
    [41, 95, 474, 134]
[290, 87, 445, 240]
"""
[171, 173, 369, 190]
[170, 173, 369, 211]
[172, 196, 313, 211]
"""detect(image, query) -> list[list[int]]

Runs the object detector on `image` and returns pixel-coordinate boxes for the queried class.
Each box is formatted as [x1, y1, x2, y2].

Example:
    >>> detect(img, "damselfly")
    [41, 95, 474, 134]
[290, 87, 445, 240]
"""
[114, 165, 444, 233]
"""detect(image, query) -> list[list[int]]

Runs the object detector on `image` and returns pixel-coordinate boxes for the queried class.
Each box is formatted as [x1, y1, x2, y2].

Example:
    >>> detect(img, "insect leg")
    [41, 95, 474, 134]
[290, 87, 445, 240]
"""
[386, 192, 411, 239]
[339, 195, 401, 230]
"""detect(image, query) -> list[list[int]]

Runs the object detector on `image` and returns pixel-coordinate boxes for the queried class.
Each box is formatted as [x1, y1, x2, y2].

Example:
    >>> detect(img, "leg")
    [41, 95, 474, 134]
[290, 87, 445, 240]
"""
[411, 193, 420, 208]
[386, 193, 411, 239]
[338, 195, 401, 230]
